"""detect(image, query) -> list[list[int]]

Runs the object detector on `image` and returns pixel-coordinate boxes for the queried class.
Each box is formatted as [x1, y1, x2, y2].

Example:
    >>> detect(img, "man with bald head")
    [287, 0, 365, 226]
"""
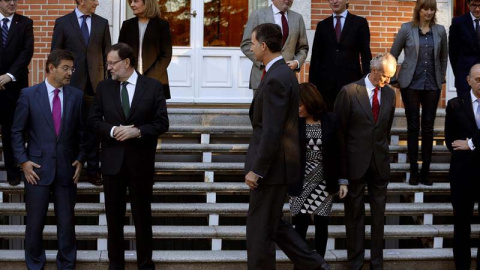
[240, 0, 308, 93]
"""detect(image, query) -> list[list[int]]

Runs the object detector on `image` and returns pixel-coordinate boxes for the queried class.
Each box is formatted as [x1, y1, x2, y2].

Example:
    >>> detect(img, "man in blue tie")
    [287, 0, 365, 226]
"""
[445, 63, 480, 270]
[0, 0, 34, 186]
[51, 0, 111, 185]
[11, 50, 85, 270]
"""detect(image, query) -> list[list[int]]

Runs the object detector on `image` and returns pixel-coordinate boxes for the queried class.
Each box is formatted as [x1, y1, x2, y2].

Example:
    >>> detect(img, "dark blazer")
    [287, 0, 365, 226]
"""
[390, 22, 448, 89]
[289, 114, 340, 196]
[445, 95, 480, 188]
[88, 73, 169, 178]
[449, 13, 480, 97]
[51, 11, 111, 92]
[11, 83, 85, 186]
[309, 12, 371, 108]
[118, 17, 172, 99]
[0, 13, 34, 96]
[334, 77, 396, 181]
[244, 59, 300, 185]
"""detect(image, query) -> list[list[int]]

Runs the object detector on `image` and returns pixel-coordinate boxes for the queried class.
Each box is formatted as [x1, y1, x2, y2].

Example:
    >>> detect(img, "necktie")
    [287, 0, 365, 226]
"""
[475, 19, 480, 45]
[476, 99, 480, 129]
[52, 89, 61, 136]
[121, 81, 130, 118]
[2, 18, 9, 48]
[279, 11, 289, 46]
[261, 69, 266, 81]
[372, 87, 380, 123]
[81, 15, 90, 45]
[334, 15, 342, 42]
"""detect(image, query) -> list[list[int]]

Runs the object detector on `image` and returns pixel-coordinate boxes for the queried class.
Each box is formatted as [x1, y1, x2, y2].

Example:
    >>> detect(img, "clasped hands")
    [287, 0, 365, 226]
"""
[21, 160, 83, 185]
[0, 74, 12, 90]
[113, 125, 140, 141]
[452, 138, 470, 151]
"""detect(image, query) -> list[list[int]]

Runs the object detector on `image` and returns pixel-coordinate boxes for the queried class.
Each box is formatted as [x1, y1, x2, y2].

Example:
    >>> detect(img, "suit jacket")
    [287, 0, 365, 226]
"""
[88, 73, 169, 178]
[245, 59, 300, 185]
[334, 77, 396, 181]
[289, 114, 340, 196]
[10, 83, 85, 186]
[118, 17, 172, 99]
[309, 12, 371, 99]
[390, 22, 448, 89]
[51, 11, 111, 92]
[0, 13, 34, 97]
[449, 13, 480, 96]
[240, 6, 309, 90]
[445, 95, 480, 190]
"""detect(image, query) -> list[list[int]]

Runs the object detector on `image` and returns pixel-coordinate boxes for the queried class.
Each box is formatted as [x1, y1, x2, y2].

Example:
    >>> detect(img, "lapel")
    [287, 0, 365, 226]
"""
[88, 14, 101, 49]
[128, 73, 147, 120]
[355, 81, 375, 124]
[340, 12, 353, 43]
[412, 25, 420, 61]
[36, 82, 56, 137]
[284, 11, 295, 48]
[68, 11, 87, 48]
[462, 13, 478, 44]
[4, 13, 20, 48]
[112, 80, 126, 121]
[462, 95, 477, 128]
[324, 16, 337, 43]
[377, 86, 391, 126]
[432, 24, 440, 59]
[59, 86, 74, 139]
[130, 17, 141, 53]
[266, 6, 275, 24]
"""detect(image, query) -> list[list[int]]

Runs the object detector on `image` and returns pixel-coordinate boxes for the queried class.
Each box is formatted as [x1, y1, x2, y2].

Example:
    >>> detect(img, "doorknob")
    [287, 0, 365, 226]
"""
[185, 10, 197, 18]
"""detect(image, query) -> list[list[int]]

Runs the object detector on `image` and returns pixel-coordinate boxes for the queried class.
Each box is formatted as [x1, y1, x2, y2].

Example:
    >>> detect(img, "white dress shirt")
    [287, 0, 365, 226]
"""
[332, 10, 348, 31]
[365, 75, 381, 106]
[75, 8, 91, 35]
[110, 71, 138, 138]
[45, 78, 64, 115]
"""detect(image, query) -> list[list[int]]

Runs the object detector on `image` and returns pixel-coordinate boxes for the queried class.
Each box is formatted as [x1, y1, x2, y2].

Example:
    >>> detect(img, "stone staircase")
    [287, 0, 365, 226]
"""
[0, 107, 477, 269]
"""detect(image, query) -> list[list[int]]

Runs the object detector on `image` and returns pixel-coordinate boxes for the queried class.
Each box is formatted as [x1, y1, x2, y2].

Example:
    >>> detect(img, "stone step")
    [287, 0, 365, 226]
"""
[0, 202, 465, 217]
[0, 248, 472, 270]
[0, 181, 451, 195]
[0, 224, 476, 240]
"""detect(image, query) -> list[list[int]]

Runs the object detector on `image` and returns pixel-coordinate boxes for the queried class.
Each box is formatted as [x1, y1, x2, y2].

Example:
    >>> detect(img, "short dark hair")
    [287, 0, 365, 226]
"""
[252, 23, 282, 53]
[467, 0, 480, 4]
[299, 83, 327, 121]
[45, 50, 75, 73]
[107, 43, 137, 69]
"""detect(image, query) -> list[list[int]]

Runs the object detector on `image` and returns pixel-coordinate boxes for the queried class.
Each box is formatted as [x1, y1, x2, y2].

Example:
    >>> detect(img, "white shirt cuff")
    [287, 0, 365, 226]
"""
[110, 126, 116, 138]
[6, 73, 15, 81]
[468, 138, 475, 150]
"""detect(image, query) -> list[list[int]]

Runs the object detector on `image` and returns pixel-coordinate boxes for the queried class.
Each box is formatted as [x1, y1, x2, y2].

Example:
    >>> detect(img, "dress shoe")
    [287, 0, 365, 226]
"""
[408, 171, 419, 185]
[8, 175, 21, 186]
[315, 263, 332, 270]
[87, 171, 103, 186]
[420, 167, 432, 186]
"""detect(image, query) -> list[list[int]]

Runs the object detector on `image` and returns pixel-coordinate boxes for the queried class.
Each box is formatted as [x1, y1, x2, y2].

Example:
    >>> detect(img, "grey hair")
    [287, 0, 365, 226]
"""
[370, 53, 397, 71]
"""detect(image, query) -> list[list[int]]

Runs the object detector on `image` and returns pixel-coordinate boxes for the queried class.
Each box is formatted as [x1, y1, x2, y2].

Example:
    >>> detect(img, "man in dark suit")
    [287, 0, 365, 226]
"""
[51, 0, 112, 185]
[309, 0, 372, 111]
[449, 0, 480, 98]
[334, 53, 397, 270]
[240, 0, 309, 92]
[245, 23, 329, 270]
[445, 63, 480, 270]
[0, 0, 34, 186]
[11, 50, 85, 270]
[88, 43, 169, 270]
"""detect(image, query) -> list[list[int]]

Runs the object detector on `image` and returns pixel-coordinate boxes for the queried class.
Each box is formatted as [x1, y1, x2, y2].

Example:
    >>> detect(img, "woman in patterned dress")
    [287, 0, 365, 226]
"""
[289, 83, 348, 257]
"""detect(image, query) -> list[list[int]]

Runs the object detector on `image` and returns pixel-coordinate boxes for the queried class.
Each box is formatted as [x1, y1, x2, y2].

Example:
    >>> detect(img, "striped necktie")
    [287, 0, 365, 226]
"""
[2, 18, 9, 48]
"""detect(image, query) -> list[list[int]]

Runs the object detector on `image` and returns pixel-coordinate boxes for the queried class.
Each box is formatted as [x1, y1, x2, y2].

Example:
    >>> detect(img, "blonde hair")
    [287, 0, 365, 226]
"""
[128, 0, 161, 19]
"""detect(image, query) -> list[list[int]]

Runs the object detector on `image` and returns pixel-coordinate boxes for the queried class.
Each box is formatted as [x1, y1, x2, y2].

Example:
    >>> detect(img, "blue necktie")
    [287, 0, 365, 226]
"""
[2, 18, 9, 48]
[81, 15, 90, 45]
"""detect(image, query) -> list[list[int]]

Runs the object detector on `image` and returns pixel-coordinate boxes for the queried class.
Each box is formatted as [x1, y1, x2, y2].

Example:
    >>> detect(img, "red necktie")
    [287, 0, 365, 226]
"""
[261, 69, 266, 81]
[334, 15, 342, 42]
[372, 87, 380, 123]
[52, 89, 61, 136]
[280, 11, 289, 46]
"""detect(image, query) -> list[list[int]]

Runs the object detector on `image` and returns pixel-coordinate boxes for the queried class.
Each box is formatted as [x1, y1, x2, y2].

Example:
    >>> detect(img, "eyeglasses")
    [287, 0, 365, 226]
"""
[470, 4, 480, 9]
[106, 59, 124, 67]
[60, 66, 76, 73]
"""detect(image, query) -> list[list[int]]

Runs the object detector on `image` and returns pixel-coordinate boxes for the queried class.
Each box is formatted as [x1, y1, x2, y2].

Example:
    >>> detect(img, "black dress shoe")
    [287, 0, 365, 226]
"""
[317, 263, 332, 270]
[8, 175, 21, 186]
[420, 169, 432, 186]
[408, 171, 419, 186]
[87, 171, 103, 186]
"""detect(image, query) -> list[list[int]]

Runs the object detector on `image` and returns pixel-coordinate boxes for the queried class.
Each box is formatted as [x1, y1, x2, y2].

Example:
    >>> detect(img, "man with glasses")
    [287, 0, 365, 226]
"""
[0, 0, 34, 186]
[88, 43, 169, 269]
[11, 49, 85, 270]
[449, 0, 480, 98]
[51, 0, 111, 185]
[334, 53, 397, 270]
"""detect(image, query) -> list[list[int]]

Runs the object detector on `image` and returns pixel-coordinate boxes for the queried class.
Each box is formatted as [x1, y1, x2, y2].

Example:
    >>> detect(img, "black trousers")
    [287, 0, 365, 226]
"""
[400, 88, 440, 175]
[25, 178, 77, 270]
[345, 158, 388, 270]
[0, 87, 20, 180]
[246, 184, 326, 270]
[103, 166, 155, 270]
[293, 214, 329, 257]
[451, 181, 480, 270]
